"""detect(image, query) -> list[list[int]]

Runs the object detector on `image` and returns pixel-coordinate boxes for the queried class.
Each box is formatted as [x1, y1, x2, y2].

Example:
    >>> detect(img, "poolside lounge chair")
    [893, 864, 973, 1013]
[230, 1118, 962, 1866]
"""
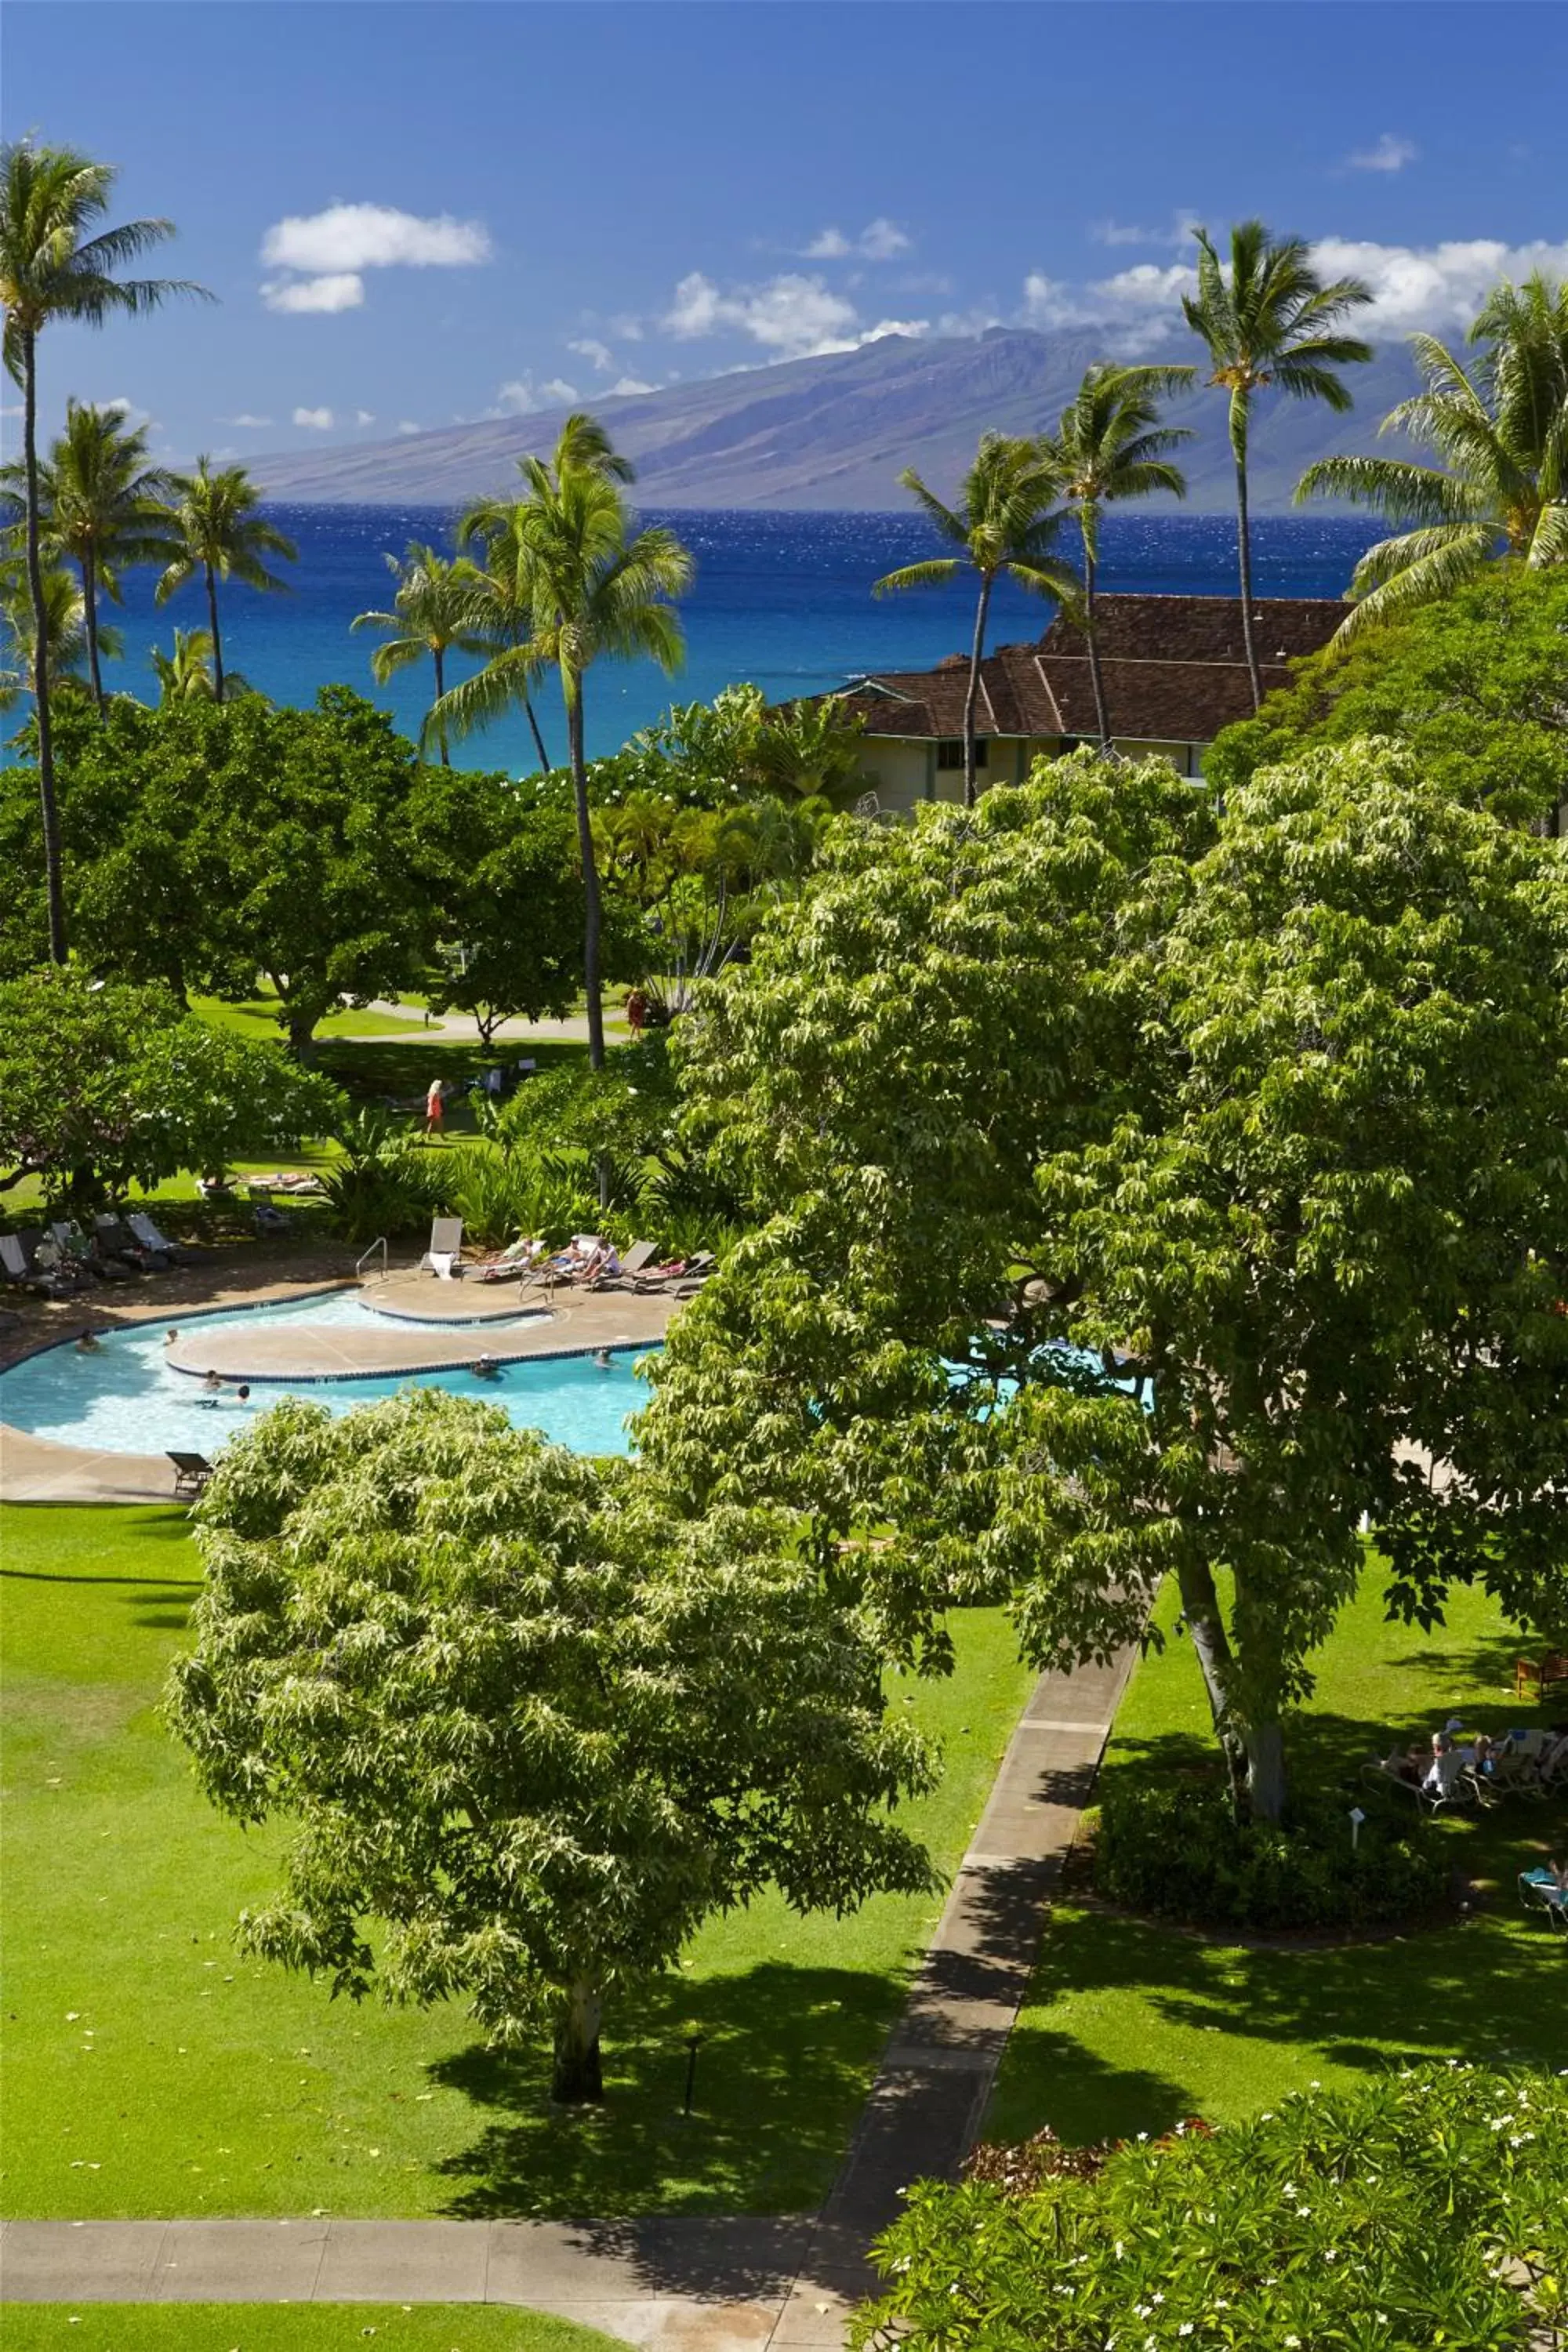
[588, 1240, 659, 1290]
[421, 1216, 465, 1279]
[127, 1211, 198, 1266]
[673, 1250, 717, 1295]
[1519, 1869, 1568, 1934]
[95, 1213, 156, 1271]
[51, 1218, 132, 1282]
[1, 1232, 67, 1296]
[167, 1451, 215, 1501]
[470, 1236, 546, 1284]
[18, 1229, 88, 1294]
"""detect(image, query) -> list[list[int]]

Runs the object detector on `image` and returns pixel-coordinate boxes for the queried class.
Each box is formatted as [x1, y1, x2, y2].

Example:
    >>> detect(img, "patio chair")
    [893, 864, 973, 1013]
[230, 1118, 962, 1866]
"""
[18, 1229, 88, 1294]
[167, 1451, 215, 1501]
[1420, 1748, 1482, 1813]
[672, 1250, 717, 1295]
[1518, 1869, 1568, 1935]
[1486, 1731, 1550, 1802]
[1, 1232, 64, 1296]
[1515, 1653, 1568, 1701]
[420, 1216, 465, 1279]
[127, 1210, 198, 1267]
[51, 1218, 132, 1282]
[587, 1239, 659, 1290]
[469, 1236, 546, 1284]
[95, 1213, 154, 1271]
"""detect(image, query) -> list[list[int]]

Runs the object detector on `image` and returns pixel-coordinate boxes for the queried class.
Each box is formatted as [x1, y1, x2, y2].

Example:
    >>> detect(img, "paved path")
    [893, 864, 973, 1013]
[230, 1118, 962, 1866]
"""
[1, 1650, 1132, 2344]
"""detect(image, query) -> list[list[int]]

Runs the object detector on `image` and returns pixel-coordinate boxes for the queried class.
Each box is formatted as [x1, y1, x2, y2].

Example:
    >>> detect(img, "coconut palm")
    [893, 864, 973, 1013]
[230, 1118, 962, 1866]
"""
[431, 416, 694, 1068]
[874, 434, 1080, 807]
[1, 136, 208, 960]
[1295, 270, 1568, 637]
[1, 554, 122, 713]
[350, 543, 488, 764]
[156, 458, 295, 704]
[149, 626, 258, 706]
[1, 399, 179, 710]
[1041, 363, 1195, 744]
[1181, 222, 1374, 709]
[448, 505, 554, 771]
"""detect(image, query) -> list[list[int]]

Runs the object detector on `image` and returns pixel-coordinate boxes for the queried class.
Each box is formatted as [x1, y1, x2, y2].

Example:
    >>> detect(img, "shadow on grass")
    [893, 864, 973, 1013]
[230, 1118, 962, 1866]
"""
[431, 1961, 909, 2220]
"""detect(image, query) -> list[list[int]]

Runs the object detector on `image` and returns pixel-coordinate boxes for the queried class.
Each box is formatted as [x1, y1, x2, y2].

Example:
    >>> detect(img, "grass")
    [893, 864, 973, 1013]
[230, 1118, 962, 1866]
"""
[0, 2308, 619, 2350]
[194, 995, 430, 1042]
[0, 1506, 1034, 2221]
[985, 1569, 1568, 2148]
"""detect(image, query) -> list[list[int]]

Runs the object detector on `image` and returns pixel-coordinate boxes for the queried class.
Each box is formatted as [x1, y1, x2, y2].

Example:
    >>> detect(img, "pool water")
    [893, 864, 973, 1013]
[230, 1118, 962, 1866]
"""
[0, 1294, 655, 1458]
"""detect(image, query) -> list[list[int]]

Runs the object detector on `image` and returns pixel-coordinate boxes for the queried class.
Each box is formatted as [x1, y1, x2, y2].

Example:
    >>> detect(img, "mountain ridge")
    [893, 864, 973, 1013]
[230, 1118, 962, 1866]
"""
[254, 326, 1417, 513]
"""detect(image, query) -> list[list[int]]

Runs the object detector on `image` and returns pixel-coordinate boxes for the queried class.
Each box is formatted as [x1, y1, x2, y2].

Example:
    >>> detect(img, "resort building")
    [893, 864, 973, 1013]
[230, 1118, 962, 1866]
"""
[826, 593, 1345, 815]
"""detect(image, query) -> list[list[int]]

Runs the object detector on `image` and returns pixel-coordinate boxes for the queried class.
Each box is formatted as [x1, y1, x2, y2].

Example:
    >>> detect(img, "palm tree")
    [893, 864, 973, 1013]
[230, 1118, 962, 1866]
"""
[1295, 270, 1568, 636]
[431, 415, 694, 1068]
[1, 399, 179, 710]
[1, 554, 122, 713]
[350, 543, 488, 764]
[149, 626, 257, 706]
[753, 695, 867, 804]
[873, 434, 1080, 807]
[1041, 364, 1195, 744]
[1181, 222, 1374, 709]
[0, 136, 209, 960]
[156, 458, 295, 703]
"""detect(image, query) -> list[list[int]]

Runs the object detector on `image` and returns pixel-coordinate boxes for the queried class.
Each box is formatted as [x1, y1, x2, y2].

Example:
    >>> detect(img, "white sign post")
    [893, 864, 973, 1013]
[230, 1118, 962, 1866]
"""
[1348, 1804, 1367, 1853]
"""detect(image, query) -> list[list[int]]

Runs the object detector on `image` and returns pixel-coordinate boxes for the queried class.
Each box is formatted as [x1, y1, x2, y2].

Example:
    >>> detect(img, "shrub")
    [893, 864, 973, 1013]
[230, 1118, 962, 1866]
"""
[318, 1112, 446, 1243]
[854, 2066, 1568, 2352]
[1094, 1777, 1450, 1932]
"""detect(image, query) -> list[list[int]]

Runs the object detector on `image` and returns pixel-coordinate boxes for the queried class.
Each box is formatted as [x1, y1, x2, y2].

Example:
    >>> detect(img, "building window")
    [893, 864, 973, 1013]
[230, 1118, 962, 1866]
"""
[937, 738, 987, 770]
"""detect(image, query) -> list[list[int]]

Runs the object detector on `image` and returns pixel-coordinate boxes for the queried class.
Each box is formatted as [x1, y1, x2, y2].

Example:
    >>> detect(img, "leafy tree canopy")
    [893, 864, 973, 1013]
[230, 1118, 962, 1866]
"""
[1205, 567, 1568, 829]
[641, 746, 1568, 1817]
[0, 965, 343, 1196]
[166, 1387, 939, 2101]
[854, 2066, 1568, 2352]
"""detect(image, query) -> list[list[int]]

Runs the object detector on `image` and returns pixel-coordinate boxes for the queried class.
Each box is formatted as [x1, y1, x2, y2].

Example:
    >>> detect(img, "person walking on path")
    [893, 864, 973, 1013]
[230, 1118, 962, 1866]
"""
[424, 1077, 445, 1136]
[625, 986, 648, 1041]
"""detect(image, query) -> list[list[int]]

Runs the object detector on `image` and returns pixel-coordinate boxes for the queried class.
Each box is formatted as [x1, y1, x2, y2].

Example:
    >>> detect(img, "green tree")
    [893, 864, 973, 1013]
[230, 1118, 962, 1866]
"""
[0, 136, 207, 960]
[643, 745, 1568, 1819]
[1296, 269, 1568, 633]
[166, 1387, 938, 2102]
[1181, 222, 1374, 708]
[350, 542, 488, 764]
[1, 553, 121, 715]
[874, 433, 1078, 808]
[1040, 363, 1194, 743]
[0, 397, 177, 710]
[0, 965, 343, 1200]
[156, 457, 296, 703]
[149, 623, 259, 706]
[754, 693, 867, 804]
[433, 414, 694, 1069]
[1204, 565, 1568, 833]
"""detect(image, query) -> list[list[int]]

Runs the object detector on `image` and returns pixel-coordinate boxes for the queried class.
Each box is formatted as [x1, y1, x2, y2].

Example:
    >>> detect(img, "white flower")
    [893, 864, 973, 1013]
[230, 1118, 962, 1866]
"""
[1179, 2326, 1195, 2338]
[1285, 2337, 1301, 2347]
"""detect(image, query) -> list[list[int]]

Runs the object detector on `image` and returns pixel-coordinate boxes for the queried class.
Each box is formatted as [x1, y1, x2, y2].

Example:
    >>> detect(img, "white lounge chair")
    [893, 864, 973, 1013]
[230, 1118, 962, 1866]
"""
[421, 1216, 465, 1279]
[128, 1211, 197, 1266]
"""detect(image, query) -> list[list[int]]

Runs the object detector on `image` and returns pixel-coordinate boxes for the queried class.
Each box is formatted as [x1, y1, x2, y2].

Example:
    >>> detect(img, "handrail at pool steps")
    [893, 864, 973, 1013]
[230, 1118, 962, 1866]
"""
[356, 1236, 390, 1285]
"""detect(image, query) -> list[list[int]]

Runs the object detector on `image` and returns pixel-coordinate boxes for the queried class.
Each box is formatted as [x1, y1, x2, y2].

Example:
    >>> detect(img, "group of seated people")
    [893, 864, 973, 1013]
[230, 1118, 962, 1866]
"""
[1378, 1717, 1568, 1797]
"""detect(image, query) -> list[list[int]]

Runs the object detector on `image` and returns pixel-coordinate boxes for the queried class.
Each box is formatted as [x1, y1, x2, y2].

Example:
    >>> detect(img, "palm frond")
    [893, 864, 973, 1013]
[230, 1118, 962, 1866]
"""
[872, 558, 962, 597]
[1336, 523, 1501, 637]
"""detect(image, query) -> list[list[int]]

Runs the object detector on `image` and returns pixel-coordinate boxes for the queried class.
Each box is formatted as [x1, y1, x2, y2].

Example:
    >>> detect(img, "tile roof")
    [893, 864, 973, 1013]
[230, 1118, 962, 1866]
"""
[824, 593, 1345, 746]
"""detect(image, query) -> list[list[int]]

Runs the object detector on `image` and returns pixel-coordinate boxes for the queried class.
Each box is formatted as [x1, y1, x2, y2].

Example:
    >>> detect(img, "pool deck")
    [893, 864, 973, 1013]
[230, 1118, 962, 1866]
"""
[0, 1248, 681, 1504]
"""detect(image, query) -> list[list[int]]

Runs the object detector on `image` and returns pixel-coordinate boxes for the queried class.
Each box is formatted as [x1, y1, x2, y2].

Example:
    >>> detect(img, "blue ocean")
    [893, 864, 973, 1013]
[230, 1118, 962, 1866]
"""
[103, 508, 1381, 768]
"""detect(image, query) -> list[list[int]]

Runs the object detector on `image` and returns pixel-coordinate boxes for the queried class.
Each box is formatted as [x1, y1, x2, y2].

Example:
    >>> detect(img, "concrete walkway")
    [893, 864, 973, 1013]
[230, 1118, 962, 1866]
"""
[0, 1650, 1133, 2344]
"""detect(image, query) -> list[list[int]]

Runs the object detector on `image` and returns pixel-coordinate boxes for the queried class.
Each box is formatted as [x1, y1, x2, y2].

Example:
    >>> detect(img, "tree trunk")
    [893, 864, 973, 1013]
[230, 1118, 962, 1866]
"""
[285, 1007, 318, 1060]
[1243, 1721, 1287, 1824]
[1233, 432, 1262, 714]
[1174, 1554, 1250, 1815]
[523, 693, 551, 775]
[1084, 547, 1111, 746]
[962, 575, 994, 809]
[205, 563, 225, 704]
[550, 1979, 604, 2103]
[21, 332, 68, 965]
[567, 682, 604, 1071]
[82, 552, 106, 714]
[433, 644, 449, 766]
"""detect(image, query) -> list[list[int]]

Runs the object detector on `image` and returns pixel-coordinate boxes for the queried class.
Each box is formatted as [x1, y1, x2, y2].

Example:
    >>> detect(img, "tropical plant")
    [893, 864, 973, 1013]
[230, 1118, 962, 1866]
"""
[432, 414, 694, 1068]
[156, 457, 296, 703]
[1040, 362, 1194, 743]
[1, 554, 121, 713]
[0, 136, 208, 960]
[874, 433, 1079, 807]
[1296, 269, 1568, 634]
[350, 542, 488, 763]
[149, 625, 258, 706]
[0, 397, 177, 709]
[1181, 221, 1374, 707]
[753, 692, 867, 803]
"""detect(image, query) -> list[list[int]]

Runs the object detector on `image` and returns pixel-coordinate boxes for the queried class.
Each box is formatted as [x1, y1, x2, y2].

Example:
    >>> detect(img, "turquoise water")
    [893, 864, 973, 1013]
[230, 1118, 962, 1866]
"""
[0, 1296, 654, 1457]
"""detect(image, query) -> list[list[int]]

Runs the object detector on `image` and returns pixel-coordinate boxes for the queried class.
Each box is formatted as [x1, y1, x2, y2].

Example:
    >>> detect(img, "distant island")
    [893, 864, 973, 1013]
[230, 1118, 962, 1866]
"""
[253, 325, 1417, 513]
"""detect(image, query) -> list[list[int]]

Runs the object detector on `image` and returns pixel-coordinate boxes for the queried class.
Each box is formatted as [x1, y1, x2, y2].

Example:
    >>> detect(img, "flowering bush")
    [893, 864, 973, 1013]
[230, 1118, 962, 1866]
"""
[851, 2067, 1568, 2352]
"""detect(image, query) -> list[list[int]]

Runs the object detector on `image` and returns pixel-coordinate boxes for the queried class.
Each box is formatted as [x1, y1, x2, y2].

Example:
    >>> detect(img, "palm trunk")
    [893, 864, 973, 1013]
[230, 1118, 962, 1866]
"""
[22, 332, 68, 964]
[82, 553, 106, 713]
[962, 575, 993, 810]
[551, 1978, 604, 2103]
[567, 680, 605, 1071]
[205, 562, 225, 705]
[523, 693, 551, 774]
[1084, 546, 1110, 746]
[433, 644, 449, 766]
[1233, 434, 1262, 713]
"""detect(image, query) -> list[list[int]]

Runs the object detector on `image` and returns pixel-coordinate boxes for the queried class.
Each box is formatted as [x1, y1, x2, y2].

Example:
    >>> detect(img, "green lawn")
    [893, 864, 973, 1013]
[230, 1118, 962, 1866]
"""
[0, 1506, 1033, 2220]
[192, 994, 431, 1043]
[986, 1570, 1568, 2147]
[0, 2307, 617, 2351]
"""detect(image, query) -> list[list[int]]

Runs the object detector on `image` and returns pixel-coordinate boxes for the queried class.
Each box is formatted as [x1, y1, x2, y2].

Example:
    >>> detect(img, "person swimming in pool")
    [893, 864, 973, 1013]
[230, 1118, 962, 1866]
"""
[593, 1348, 612, 1370]
[236, 1385, 251, 1403]
[76, 1330, 104, 1354]
[202, 1369, 223, 1392]
[473, 1355, 501, 1381]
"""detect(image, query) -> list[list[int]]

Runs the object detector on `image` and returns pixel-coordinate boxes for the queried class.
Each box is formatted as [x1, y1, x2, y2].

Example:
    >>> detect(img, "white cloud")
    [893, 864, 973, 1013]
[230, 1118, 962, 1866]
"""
[664, 270, 859, 358]
[1346, 133, 1418, 174]
[568, 336, 615, 373]
[223, 412, 274, 429]
[85, 395, 155, 430]
[261, 202, 491, 274]
[1090, 212, 1200, 249]
[263, 272, 365, 314]
[1308, 236, 1568, 329]
[354, 408, 376, 426]
[292, 405, 334, 430]
[609, 313, 644, 342]
[804, 217, 911, 262]
[608, 376, 657, 397]
[492, 375, 581, 416]
[396, 419, 422, 435]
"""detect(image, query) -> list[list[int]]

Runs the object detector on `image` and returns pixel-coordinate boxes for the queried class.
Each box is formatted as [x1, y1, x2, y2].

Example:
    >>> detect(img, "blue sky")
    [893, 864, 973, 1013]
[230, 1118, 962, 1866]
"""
[5, 1, 1565, 463]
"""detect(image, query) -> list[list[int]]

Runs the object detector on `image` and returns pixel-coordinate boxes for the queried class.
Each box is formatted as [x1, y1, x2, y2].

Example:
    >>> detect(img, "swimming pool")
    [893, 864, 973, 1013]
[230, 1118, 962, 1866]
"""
[0, 1294, 655, 1458]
